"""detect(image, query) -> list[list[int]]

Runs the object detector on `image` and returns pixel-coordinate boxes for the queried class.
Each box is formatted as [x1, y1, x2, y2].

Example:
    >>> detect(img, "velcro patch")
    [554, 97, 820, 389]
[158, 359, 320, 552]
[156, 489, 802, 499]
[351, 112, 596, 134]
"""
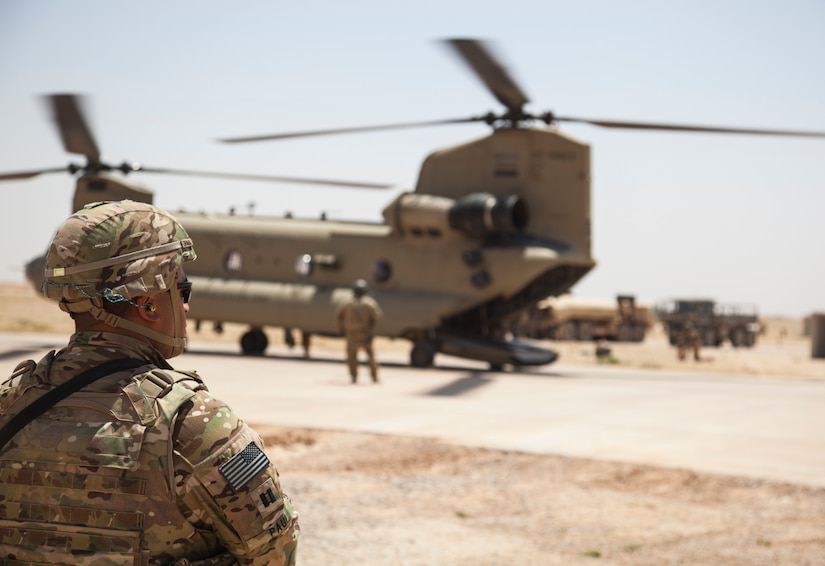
[219, 442, 271, 492]
[250, 477, 285, 523]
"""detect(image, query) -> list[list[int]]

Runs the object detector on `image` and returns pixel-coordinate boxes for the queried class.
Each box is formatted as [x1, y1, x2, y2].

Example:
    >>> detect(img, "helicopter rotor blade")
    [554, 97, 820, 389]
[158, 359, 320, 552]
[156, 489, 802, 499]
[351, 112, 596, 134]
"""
[445, 38, 530, 115]
[135, 166, 394, 189]
[552, 116, 825, 138]
[47, 94, 101, 161]
[0, 167, 71, 181]
[218, 116, 484, 143]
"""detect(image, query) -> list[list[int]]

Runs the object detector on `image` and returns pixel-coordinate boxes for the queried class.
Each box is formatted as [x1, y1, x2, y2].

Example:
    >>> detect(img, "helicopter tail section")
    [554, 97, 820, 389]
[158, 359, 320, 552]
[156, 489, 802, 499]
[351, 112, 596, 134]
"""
[415, 127, 593, 265]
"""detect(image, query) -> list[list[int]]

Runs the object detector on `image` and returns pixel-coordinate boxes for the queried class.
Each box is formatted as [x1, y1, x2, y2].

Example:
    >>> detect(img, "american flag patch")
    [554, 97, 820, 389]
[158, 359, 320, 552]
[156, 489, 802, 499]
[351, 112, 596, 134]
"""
[219, 442, 271, 492]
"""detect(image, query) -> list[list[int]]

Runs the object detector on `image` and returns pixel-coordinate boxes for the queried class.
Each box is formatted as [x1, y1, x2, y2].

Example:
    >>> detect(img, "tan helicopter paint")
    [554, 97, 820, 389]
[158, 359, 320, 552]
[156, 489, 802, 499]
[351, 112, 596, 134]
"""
[416, 127, 592, 262]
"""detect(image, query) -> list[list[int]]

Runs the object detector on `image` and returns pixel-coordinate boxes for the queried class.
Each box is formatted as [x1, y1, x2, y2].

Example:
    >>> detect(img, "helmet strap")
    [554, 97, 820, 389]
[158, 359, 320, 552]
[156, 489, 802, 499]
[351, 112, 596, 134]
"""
[87, 302, 186, 358]
[59, 290, 187, 359]
[56, 300, 180, 360]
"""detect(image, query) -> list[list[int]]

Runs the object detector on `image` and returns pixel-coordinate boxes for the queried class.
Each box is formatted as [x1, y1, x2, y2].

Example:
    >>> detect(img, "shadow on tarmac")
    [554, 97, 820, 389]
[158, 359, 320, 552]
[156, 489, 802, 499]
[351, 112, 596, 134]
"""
[423, 373, 494, 396]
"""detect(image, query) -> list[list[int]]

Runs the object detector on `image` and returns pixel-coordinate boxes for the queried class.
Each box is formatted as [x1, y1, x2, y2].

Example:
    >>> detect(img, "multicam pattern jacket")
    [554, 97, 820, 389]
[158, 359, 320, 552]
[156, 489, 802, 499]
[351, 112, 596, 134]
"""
[0, 331, 298, 565]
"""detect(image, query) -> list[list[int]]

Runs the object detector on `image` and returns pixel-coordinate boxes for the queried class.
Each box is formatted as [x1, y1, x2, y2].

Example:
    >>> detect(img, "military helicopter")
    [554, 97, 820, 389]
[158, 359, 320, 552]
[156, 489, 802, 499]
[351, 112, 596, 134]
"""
[4, 39, 824, 370]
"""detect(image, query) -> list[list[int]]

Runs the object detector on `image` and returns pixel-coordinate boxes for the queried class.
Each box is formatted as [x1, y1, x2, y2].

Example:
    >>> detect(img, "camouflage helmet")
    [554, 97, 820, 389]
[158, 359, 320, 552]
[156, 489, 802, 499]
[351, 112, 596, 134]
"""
[42, 200, 197, 304]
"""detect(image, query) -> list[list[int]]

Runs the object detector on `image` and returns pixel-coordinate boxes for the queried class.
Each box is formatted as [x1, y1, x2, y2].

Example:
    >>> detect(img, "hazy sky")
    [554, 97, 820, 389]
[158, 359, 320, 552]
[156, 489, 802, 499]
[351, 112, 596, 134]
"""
[1, 0, 823, 317]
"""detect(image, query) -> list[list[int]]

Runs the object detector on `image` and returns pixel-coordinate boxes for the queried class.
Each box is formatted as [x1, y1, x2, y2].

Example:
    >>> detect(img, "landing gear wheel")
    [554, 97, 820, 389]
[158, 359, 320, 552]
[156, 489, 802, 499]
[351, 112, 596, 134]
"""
[410, 341, 436, 368]
[241, 328, 269, 356]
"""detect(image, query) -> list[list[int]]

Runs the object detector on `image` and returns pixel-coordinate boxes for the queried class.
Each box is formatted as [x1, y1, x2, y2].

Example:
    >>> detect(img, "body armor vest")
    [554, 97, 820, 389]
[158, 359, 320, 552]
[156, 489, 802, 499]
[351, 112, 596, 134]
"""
[0, 351, 219, 565]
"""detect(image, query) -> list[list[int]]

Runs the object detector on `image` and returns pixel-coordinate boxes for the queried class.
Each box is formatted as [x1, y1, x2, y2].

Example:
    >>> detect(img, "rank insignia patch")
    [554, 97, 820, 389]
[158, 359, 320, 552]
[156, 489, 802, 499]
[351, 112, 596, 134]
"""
[219, 442, 270, 492]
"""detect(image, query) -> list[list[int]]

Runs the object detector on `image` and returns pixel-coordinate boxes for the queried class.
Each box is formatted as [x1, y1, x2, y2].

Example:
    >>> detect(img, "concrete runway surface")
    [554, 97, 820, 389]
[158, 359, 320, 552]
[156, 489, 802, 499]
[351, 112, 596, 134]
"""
[2, 331, 823, 488]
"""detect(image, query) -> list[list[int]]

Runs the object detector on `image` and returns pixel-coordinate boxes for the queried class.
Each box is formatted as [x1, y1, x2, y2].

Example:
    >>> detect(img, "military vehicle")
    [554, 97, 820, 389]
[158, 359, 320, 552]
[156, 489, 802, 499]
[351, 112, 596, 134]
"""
[3, 39, 824, 370]
[656, 298, 762, 348]
[508, 294, 650, 342]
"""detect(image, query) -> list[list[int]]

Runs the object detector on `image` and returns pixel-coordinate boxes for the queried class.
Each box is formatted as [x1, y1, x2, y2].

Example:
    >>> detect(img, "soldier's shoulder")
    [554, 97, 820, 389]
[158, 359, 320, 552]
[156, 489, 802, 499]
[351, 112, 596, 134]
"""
[171, 385, 246, 465]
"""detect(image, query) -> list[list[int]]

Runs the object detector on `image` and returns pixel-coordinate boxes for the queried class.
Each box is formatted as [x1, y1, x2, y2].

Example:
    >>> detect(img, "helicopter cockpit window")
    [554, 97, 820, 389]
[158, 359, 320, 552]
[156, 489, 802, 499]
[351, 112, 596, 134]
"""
[372, 260, 392, 284]
[295, 254, 313, 278]
[224, 250, 243, 274]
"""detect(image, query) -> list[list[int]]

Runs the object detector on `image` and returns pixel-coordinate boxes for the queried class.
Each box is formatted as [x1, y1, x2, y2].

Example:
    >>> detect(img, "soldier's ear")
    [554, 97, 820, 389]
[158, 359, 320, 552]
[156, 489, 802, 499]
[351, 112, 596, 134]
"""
[135, 296, 161, 322]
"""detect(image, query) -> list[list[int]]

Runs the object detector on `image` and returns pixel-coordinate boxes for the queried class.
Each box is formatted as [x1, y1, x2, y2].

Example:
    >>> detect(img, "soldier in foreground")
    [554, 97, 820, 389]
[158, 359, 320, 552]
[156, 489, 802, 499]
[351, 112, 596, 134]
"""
[0, 201, 299, 565]
[337, 279, 383, 383]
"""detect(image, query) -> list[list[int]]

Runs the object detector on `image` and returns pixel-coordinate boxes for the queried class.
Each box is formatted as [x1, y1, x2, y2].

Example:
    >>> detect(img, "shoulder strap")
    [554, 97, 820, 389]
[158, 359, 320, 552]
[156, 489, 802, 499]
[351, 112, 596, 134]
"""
[0, 357, 147, 452]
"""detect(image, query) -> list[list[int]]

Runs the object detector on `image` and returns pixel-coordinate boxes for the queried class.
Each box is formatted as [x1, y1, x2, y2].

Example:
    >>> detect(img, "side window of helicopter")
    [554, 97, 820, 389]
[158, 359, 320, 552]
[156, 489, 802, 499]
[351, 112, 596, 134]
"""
[224, 250, 243, 274]
[295, 253, 313, 278]
[462, 249, 484, 267]
[372, 260, 392, 284]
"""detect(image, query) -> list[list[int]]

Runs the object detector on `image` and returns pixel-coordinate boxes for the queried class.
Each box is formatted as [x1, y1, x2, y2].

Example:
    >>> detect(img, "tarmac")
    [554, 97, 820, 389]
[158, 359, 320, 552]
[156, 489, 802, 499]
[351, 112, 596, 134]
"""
[1, 331, 823, 488]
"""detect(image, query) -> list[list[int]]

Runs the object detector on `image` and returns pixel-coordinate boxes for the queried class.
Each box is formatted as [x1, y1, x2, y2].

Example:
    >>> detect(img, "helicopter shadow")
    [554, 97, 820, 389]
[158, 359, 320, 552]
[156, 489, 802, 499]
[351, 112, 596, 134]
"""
[416, 366, 575, 397]
[421, 372, 492, 396]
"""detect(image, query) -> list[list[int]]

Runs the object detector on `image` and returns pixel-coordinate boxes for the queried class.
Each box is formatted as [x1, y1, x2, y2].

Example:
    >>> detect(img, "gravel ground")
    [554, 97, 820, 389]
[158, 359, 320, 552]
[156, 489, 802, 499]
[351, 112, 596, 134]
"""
[261, 427, 825, 566]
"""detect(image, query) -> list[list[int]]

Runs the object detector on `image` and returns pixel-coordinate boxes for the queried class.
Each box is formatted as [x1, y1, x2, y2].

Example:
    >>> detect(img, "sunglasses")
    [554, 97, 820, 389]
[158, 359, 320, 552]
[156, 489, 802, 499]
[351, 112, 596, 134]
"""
[177, 280, 193, 304]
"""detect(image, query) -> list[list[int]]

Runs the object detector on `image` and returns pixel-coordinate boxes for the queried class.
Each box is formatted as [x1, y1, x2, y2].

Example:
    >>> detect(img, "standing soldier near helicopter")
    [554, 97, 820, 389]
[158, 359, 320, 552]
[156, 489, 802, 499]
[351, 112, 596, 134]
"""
[0, 200, 299, 565]
[337, 279, 383, 383]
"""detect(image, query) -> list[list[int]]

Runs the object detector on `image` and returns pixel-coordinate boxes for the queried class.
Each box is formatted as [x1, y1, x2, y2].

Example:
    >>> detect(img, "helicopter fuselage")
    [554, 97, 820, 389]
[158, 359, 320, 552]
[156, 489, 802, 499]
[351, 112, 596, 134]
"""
[178, 127, 596, 365]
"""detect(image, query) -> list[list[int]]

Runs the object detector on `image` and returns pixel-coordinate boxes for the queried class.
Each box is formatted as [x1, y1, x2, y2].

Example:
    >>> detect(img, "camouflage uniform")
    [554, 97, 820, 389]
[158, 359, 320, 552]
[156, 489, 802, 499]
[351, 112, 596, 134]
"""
[0, 201, 299, 564]
[686, 326, 702, 361]
[337, 284, 382, 383]
[677, 323, 702, 362]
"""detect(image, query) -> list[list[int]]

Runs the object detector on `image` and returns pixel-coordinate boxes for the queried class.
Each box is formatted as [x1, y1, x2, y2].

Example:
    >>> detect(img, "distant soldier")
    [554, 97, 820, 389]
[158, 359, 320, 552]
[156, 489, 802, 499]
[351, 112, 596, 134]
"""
[337, 279, 382, 383]
[677, 321, 702, 361]
[300, 330, 312, 358]
[595, 339, 612, 360]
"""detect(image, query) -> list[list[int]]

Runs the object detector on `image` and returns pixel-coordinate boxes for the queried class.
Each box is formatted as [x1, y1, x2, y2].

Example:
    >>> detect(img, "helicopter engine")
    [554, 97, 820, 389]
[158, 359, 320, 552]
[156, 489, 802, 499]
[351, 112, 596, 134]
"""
[383, 191, 527, 240]
[449, 192, 527, 238]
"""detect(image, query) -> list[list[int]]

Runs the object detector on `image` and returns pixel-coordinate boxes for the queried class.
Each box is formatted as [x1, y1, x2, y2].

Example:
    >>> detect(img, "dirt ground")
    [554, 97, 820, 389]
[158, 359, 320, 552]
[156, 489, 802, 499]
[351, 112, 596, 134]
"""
[2, 283, 824, 565]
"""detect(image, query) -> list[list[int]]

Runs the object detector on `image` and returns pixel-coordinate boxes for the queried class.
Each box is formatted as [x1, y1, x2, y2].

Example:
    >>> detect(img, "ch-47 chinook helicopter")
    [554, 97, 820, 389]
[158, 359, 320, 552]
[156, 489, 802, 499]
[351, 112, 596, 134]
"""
[4, 39, 824, 370]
